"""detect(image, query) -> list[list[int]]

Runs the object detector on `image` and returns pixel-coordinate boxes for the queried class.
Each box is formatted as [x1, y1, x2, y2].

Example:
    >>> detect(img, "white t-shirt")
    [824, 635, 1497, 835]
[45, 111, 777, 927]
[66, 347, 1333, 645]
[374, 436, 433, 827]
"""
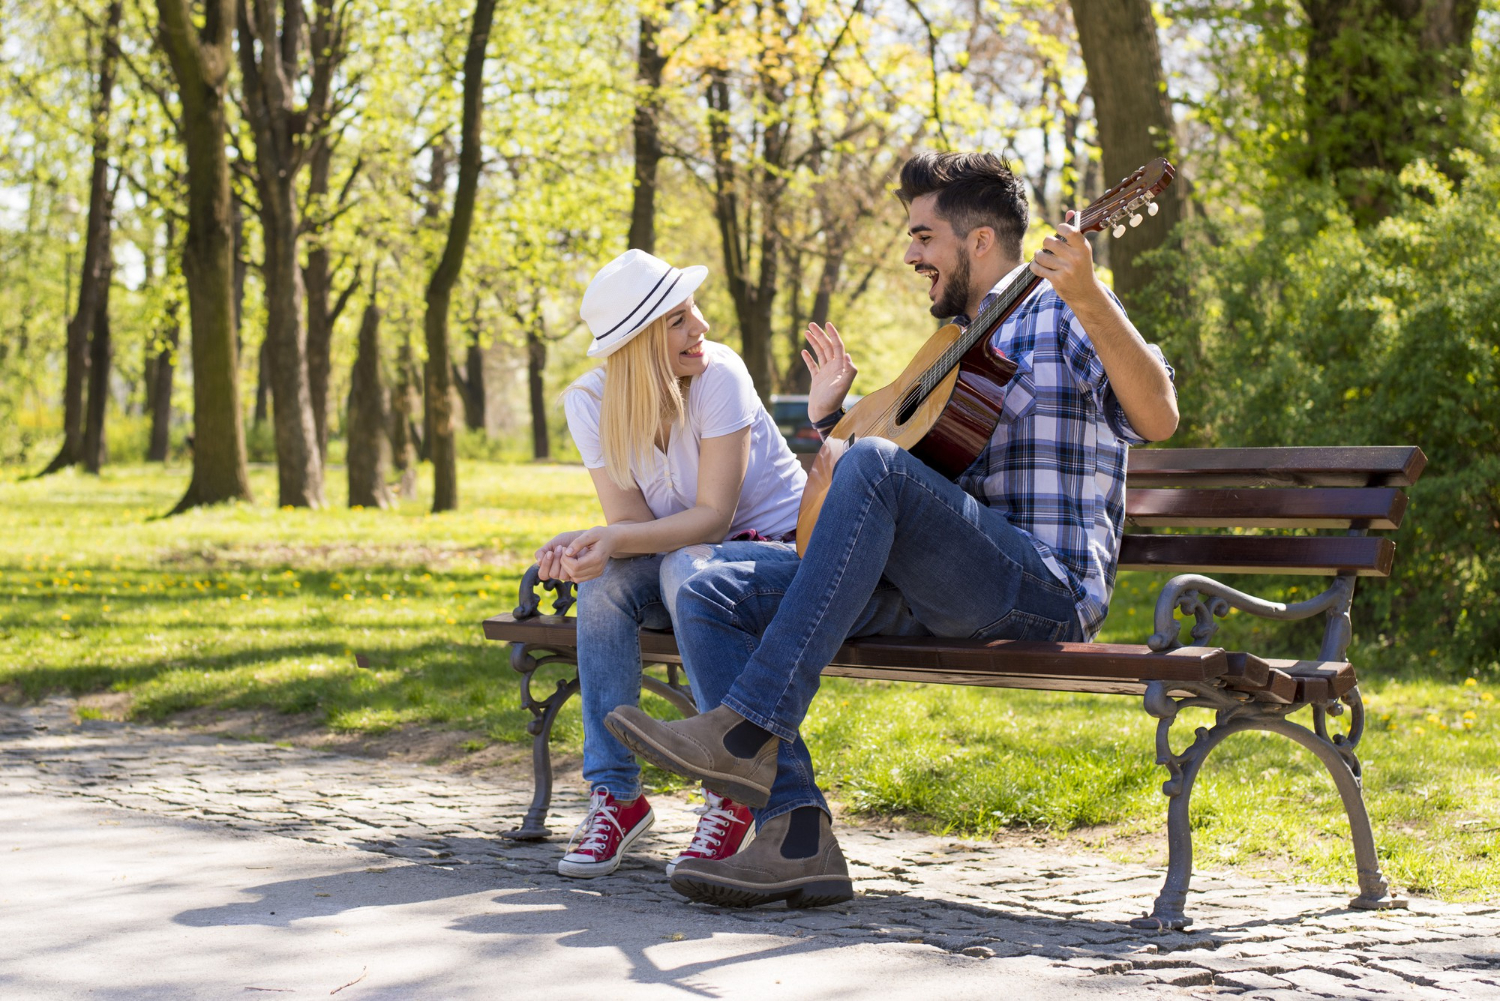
[563, 341, 807, 540]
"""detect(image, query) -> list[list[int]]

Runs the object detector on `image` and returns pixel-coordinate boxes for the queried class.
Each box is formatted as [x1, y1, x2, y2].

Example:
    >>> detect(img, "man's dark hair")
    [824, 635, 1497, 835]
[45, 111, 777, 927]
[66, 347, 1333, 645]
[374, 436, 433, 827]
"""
[895, 151, 1028, 260]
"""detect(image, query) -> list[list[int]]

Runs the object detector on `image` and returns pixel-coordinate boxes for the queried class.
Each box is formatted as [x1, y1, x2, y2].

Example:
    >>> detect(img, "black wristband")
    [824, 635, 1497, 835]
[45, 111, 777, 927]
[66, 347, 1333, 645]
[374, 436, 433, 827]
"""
[811, 407, 845, 439]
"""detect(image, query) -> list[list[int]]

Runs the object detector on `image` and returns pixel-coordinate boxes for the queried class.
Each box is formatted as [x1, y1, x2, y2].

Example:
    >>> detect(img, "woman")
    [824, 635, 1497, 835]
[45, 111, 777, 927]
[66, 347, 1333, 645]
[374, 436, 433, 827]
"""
[535, 249, 805, 879]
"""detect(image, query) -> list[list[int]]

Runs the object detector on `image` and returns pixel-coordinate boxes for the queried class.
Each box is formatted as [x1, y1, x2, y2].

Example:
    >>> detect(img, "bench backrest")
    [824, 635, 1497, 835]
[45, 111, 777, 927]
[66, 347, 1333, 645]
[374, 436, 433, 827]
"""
[1121, 446, 1427, 577]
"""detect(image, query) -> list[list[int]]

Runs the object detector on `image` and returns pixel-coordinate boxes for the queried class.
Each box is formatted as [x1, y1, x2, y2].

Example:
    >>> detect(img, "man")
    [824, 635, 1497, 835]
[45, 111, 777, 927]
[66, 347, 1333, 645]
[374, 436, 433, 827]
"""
[606, 151, 1178, 908]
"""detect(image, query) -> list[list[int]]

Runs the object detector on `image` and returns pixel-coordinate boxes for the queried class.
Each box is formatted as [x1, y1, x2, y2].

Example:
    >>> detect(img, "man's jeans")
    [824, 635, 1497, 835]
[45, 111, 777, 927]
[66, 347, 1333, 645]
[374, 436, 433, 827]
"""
[674, 437, 1083, 821]
[575, 540, 800, 802]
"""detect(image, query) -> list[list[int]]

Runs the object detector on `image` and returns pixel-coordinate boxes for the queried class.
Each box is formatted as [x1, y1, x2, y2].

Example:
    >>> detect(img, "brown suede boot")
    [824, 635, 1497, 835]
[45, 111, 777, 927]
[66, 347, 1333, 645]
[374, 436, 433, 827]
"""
[669, 808, 854, 908]
[604, 704, 778, 808]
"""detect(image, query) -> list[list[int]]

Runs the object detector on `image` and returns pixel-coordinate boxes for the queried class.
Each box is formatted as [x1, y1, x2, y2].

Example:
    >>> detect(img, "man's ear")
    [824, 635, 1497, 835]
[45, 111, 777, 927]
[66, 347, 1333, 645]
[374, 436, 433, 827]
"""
[969, 225, 997, 259]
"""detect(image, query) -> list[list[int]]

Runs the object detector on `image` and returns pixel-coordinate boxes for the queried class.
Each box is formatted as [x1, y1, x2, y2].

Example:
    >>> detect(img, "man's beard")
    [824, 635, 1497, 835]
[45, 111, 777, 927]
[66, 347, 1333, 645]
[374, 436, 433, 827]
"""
[929, 248, 973, 320]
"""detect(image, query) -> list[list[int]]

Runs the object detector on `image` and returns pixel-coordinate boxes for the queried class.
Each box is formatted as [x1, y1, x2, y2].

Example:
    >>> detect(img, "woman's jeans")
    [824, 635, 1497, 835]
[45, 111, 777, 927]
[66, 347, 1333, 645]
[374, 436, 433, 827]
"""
[674, 437, 1084, 823]
[575, 540, 800, 803]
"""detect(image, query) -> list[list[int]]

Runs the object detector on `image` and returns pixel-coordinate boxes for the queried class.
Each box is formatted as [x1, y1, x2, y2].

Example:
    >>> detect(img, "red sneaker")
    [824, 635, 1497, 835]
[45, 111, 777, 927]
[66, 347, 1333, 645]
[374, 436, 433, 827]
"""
[558, 788, 655, 878]
[666, 789, 755, 877]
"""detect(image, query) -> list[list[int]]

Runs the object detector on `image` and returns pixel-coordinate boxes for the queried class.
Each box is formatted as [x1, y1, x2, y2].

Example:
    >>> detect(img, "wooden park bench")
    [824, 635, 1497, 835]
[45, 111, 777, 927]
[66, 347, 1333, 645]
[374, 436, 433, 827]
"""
[483, 445, 1425, 929]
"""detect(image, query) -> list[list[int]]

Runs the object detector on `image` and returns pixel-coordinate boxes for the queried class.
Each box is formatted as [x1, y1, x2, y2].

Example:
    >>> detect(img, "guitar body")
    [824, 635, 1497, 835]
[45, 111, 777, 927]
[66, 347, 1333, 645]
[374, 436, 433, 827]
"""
[793, 155, 1176, 557]
[795, 324, 1017, 555]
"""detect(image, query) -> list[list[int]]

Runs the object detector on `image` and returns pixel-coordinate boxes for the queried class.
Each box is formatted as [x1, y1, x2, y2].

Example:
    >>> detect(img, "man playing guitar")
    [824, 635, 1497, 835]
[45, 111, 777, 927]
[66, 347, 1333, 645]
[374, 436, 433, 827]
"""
[606, 151, 1180, 908]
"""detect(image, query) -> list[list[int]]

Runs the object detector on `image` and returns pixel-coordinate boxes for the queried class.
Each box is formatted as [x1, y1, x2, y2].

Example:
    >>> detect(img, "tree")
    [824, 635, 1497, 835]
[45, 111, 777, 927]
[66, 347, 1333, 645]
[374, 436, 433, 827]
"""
[155, 0, 253, 511]
[37, 0, 123, 477]
[628, 5, 671, 253]
[423, 0, 499, 513]
[236, 0, 338, 507]
[346, 278, 392, 509]
[1300, 0, 1482, 220]
[1070, 0, 1181, 311]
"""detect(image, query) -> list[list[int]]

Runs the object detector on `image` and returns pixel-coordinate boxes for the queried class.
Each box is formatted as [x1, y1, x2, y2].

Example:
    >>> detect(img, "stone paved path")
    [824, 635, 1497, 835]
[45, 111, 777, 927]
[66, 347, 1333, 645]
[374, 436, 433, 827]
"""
[4, 697, 1498, 999]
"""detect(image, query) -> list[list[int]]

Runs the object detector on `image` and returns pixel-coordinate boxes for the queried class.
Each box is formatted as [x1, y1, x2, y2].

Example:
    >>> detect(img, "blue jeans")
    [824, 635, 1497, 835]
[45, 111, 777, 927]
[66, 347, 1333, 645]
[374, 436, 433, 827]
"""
[674, 437, 1083, 821]
[575, 540, 800, 801]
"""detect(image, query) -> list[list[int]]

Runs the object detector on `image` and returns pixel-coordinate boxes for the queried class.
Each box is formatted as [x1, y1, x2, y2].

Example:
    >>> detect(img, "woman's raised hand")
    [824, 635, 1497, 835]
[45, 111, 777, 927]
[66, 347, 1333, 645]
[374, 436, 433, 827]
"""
[801, 322, 858, 424]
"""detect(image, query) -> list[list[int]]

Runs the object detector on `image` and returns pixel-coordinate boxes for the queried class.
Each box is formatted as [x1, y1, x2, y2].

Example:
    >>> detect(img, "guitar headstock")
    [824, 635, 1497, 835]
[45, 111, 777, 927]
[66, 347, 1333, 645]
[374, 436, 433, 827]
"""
[1075, 157, 1175, 238]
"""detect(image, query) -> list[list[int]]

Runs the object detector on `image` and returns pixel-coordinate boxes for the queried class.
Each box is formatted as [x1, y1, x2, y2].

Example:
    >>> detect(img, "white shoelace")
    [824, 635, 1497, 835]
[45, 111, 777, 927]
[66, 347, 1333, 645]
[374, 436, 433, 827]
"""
[685, 790, 746, 856]
[567, 789, 624, 856]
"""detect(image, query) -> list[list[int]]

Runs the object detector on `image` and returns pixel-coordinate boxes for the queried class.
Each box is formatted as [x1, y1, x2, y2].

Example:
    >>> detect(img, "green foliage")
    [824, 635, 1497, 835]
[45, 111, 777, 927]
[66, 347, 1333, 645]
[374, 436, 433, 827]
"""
[1139, 155, 1500, 676]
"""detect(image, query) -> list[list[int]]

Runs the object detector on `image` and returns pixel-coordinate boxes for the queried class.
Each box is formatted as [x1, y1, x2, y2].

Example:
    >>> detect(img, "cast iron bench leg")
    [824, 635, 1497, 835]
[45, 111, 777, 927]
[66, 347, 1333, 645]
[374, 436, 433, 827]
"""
[502, 640, 698, 841]
[1131, 683, 1408, 930]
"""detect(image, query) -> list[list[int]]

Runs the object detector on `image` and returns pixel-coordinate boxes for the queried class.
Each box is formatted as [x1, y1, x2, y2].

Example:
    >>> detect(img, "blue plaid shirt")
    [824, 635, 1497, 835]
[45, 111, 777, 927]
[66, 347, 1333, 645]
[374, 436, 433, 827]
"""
[954, 266, 1175, 639]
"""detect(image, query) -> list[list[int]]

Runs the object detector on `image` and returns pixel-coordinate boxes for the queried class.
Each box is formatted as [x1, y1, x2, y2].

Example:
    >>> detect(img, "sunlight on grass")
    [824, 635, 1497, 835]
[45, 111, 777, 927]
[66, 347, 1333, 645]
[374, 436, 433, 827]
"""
[1, 460, 1495, 899]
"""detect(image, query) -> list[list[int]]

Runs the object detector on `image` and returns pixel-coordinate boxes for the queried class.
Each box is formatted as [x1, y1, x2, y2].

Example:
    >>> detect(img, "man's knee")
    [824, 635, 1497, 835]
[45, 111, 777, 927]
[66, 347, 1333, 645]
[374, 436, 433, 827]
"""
[836, 436, 899, 487]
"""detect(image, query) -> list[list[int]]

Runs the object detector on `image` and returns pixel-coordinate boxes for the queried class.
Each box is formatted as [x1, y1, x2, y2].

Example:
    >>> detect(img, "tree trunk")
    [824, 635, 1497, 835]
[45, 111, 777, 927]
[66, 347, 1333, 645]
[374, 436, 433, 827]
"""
[82, 268, 113, 473]
[460, 337, 486, 431]
[237, 0, 325, 508]
[423, 0, 498, 513]
[347, 297, 393, 509]
[305, 245, 333, 456]
[38, 0, 122, 477]
[1070, 0, 1181, 312]
[627, 11, 667, 253]
[254, 338, 271, 424]
[390, 334, 420, 500]
[1300, 0, 1481, 220]
[527, 318, 548, 460]
[156, 0, 254, 512]
[147, 297, 179, 462]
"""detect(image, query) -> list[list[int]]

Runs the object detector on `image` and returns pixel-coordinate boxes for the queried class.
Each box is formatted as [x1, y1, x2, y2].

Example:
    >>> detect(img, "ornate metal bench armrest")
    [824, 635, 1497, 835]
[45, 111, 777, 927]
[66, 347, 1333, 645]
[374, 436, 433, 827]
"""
[514, 563, 577, 619]
[1148, 572, 1356, 661]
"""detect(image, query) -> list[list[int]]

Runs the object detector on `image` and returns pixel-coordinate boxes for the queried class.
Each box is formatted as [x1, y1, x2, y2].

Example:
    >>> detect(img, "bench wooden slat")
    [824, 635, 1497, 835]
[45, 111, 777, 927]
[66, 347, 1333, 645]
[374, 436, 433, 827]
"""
[1118, 534, 1395, 576]
[820, 664, 1197, 697]
[1126, 487, 1407, 530]
[1127, 446, 1427, 488]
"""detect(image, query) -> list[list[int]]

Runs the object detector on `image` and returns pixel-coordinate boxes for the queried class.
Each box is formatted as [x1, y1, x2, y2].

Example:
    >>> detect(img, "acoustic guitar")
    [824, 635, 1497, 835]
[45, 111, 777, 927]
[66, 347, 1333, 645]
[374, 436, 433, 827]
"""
[795, 157, 1176, 556]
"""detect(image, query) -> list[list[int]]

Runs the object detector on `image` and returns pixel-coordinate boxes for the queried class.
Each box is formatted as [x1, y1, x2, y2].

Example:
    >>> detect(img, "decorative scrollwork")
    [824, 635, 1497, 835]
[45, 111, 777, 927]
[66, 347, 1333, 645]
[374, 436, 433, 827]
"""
[1148, 573, 1356, 653]
[514, 563, 576, 619]
[1313, 690, 1367, 764]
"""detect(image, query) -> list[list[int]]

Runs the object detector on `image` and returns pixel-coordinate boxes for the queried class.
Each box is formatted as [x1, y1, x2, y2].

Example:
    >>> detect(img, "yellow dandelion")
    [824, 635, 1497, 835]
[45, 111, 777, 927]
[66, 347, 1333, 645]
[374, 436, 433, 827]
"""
[1414, 726, 1426, 735]
[1464, 710, 1477, 720]
[343, 594, 354, 601]
[60, 613, 71, 621]
[1465, 678, 1479, 687]
[1483, 692, 1495, 702]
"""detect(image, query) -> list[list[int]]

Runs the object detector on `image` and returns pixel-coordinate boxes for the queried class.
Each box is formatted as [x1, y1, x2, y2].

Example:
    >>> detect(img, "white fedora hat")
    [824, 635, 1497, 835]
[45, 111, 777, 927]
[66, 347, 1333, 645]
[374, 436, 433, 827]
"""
[581, 249, 708, 358]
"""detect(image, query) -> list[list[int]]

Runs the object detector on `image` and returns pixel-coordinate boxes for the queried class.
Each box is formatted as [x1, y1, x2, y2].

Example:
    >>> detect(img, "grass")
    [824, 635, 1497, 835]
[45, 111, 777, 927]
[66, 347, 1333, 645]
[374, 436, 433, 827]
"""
[1, 459, 1496, 900]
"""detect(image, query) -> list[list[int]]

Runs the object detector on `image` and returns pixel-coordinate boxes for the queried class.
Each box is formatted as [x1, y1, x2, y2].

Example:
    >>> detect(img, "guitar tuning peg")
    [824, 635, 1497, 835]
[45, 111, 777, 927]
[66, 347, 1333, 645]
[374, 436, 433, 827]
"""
[1147, 200, 1160, 216]
[1112, 223, 1127, 238]
[1129, 213, 1143, 227]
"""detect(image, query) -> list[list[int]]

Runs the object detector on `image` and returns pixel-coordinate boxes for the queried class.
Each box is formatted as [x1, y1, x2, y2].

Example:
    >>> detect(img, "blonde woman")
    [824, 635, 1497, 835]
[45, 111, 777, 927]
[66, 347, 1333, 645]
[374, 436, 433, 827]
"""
[535, 249, 805, 879]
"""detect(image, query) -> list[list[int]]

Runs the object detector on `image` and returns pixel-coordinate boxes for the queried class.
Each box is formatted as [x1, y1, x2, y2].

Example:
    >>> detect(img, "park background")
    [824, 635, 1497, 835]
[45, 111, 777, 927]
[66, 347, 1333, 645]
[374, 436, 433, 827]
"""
[1, 0, 1497, 900]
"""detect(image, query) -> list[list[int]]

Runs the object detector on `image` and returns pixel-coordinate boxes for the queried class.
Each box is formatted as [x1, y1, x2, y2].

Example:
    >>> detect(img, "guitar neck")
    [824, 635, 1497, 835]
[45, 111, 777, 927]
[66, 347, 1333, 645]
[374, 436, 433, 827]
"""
[919, 269, 1042, 398]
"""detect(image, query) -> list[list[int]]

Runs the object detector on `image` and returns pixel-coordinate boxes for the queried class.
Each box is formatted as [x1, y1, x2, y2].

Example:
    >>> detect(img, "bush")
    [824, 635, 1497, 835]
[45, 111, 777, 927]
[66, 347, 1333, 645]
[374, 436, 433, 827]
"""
[1137, 156, 1500, 677]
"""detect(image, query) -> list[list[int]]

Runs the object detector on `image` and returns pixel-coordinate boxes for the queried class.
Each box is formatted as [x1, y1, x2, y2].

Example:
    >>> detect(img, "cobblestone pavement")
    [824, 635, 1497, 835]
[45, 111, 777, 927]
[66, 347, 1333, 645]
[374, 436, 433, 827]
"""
[5, 698, 1498, 999]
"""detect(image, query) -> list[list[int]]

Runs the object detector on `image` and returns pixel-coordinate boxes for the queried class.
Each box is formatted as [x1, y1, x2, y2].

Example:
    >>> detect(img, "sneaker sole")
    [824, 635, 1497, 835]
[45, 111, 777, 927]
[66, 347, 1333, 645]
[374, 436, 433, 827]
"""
[604, 712, 772, 809]
[557, 808, 656, 879]
[670, 871, 853, 909]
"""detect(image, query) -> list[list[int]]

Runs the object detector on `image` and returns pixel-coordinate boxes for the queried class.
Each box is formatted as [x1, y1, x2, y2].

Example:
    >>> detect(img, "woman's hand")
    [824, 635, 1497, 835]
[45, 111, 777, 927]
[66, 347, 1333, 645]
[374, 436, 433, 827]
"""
[535, 529, 586, 582]
[802, 321, 858, 424]
[559, 525, 622, 584]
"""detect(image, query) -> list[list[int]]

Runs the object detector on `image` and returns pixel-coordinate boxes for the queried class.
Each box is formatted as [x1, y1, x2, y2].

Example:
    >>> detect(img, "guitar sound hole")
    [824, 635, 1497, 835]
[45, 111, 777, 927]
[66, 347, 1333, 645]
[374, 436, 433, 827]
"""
[896, 388, 922, 426]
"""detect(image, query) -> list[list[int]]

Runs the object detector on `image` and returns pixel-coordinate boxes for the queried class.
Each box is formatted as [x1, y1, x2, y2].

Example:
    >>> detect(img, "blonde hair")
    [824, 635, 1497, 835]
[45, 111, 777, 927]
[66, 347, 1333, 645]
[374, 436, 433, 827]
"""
[569, 316, 688, 490]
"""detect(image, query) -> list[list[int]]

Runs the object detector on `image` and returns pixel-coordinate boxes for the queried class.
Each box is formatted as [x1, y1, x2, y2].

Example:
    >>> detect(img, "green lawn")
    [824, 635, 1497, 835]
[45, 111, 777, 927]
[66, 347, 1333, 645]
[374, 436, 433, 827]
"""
[1, 460, 1495, 900]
